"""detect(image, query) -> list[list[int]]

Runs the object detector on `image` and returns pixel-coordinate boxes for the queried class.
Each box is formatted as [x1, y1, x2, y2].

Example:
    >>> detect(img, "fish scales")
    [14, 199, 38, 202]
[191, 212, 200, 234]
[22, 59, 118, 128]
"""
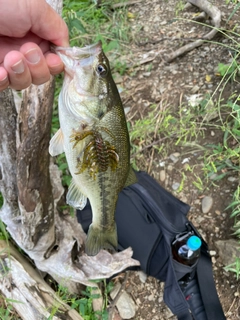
[49, 42, 136, 256]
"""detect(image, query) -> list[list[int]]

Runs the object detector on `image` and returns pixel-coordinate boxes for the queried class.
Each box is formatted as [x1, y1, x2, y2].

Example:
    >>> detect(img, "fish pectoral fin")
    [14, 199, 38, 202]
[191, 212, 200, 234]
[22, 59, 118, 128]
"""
[49, 128, 64, 156]
[85, 224, 118, 256]
[66, 179, 87, 210]
[124, 167, 138, 187]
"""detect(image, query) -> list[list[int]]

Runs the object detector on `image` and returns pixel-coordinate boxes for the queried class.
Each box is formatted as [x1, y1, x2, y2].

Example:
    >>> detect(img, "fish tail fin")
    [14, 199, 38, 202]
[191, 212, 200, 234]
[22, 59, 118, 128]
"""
[85, 224, 118, 256]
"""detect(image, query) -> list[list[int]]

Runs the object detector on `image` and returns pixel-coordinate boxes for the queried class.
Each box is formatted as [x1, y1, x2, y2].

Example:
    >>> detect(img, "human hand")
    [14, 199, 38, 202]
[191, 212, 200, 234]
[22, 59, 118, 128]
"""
[0, 0, 69, 91]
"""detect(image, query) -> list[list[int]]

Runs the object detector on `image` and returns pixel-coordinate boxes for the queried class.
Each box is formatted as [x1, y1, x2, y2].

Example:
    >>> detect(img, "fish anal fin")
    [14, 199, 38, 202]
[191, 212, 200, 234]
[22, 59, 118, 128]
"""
[67, 180, 87, 210]
[49, 128, 64, 156]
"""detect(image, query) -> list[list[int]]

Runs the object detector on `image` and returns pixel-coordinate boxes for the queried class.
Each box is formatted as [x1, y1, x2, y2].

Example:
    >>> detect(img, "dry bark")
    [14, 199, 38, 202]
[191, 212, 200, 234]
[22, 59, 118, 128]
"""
[166, 0, 221, 62]
[0, 1, 139, 318]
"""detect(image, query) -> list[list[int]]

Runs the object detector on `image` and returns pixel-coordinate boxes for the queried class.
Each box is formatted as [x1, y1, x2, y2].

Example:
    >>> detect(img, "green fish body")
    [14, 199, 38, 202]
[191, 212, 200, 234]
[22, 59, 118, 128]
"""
[49, 42, 136, 256]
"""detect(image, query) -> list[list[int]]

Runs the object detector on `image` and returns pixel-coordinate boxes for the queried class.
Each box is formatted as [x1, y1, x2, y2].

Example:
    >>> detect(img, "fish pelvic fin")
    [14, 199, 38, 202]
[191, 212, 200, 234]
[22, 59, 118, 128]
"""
[85, 224, 118, 256]
[67, 179, 87, 210]
[124, 167, 138, 187]
[49, 128, 64, 156]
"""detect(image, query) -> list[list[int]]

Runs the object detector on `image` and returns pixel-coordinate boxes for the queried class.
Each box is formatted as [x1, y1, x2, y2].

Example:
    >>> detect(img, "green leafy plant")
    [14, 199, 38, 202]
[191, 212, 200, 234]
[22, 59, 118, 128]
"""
[217, 61, 239, 77]
[224, 257, 240, 280]
[62, 0, 132, 50]
[0, 298, 23, 320]
[51, 280, 113, 320]
[228, 187, 240, 236]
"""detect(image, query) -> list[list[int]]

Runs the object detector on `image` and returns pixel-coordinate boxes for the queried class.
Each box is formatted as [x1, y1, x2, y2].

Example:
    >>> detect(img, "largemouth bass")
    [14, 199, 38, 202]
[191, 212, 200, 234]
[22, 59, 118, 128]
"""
[49, 42, 137, 256]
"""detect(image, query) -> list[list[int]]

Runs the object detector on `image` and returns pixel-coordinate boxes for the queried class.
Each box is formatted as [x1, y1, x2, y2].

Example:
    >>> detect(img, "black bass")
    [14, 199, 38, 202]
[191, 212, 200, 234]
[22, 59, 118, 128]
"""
[49, 42, 136, 256]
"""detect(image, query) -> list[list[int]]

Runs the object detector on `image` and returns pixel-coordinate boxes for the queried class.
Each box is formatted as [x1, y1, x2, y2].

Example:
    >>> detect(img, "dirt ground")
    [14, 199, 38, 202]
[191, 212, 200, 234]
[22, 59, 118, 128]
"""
[111, 1, 240, 319]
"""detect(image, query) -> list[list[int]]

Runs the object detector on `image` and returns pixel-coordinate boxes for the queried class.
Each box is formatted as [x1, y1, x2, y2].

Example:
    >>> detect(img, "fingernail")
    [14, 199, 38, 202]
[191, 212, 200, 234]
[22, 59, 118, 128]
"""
[0, 75, 8, 84]
[11, 60, 25, 74]
[25, 48, 41, 64]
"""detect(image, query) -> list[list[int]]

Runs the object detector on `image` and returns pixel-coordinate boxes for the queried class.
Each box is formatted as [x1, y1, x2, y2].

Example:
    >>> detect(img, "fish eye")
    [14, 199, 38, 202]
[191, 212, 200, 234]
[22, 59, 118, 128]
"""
[96, 64, 108, 77]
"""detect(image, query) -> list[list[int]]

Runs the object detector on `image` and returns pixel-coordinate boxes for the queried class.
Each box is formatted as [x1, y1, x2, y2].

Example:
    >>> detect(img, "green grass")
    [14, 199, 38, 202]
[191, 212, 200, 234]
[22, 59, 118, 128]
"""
[224, 257, 240, 281]
[47, 280, 113, 320]
[62, 0, 133, 50]
[0, 298, 22, 320]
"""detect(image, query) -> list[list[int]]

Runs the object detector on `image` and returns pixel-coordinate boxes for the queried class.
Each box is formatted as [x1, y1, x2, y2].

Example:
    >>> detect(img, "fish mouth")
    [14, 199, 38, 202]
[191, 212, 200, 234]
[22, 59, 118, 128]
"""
[51, 42, 102, 60]
[52, 42, 103, 100]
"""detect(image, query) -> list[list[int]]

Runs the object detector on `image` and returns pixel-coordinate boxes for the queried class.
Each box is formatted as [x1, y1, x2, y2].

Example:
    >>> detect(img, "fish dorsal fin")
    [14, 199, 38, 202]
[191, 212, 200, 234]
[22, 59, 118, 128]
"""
[67, 179, 87, 210]
[124, 167, 138, 187]
[49, 129, 64, 156]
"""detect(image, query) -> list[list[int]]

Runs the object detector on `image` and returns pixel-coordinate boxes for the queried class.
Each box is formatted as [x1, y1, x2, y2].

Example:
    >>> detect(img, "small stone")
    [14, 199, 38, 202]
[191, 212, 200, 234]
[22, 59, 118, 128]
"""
[215, 210, 221, 215]
[182, 157, 190, 164]
[201, 196, 213, 213]
[159, 20, 167, 25]
[173, 152, 180, 157]
[191, 85, 200, 93]
[215, 239, 240, 266]
[169, 153, 179, 163]
[194, 199, 201, 205]
[137, 271, 147, 283]
[172, 182, 180, 191]
[195, 216, 205, 225]
[167, 164, 173, 171]
[180, 196, 188, 203]
[148, 294, 155, 301]
[159, 170, 166, 182]
[143, 72, 151, 77]
[210, 250, 216, 256]
[227, 176, 237, 182]
[110, 283, 136, 319]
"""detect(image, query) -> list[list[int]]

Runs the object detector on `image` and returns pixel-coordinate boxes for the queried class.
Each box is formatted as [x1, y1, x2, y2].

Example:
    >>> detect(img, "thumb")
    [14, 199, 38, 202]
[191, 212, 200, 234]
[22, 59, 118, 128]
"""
[30, 0, 69, 47]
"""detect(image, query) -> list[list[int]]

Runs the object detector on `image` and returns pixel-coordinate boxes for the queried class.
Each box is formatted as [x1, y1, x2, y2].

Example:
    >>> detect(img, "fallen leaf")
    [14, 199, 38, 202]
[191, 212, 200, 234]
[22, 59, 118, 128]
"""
[127, 12, 135, 19]
[205, 74, 211, 82]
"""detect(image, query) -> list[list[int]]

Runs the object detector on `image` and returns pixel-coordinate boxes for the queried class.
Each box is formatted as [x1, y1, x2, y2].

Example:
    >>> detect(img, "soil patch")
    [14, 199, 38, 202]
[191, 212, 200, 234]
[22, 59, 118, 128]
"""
[111, 1, 240, 319]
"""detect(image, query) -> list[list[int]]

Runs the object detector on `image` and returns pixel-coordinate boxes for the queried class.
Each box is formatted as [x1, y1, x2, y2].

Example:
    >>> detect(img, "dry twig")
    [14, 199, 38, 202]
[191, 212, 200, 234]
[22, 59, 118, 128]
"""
[112, 0, 143, 9]
[165, 0, 221, 62]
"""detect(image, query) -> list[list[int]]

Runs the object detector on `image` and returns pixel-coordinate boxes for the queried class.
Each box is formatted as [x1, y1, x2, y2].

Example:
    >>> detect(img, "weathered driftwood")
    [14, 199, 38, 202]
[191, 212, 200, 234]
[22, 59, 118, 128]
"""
[166, 0, 221, 62]
[0, 239, 84, 320]
[0, 0, 139, 318]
